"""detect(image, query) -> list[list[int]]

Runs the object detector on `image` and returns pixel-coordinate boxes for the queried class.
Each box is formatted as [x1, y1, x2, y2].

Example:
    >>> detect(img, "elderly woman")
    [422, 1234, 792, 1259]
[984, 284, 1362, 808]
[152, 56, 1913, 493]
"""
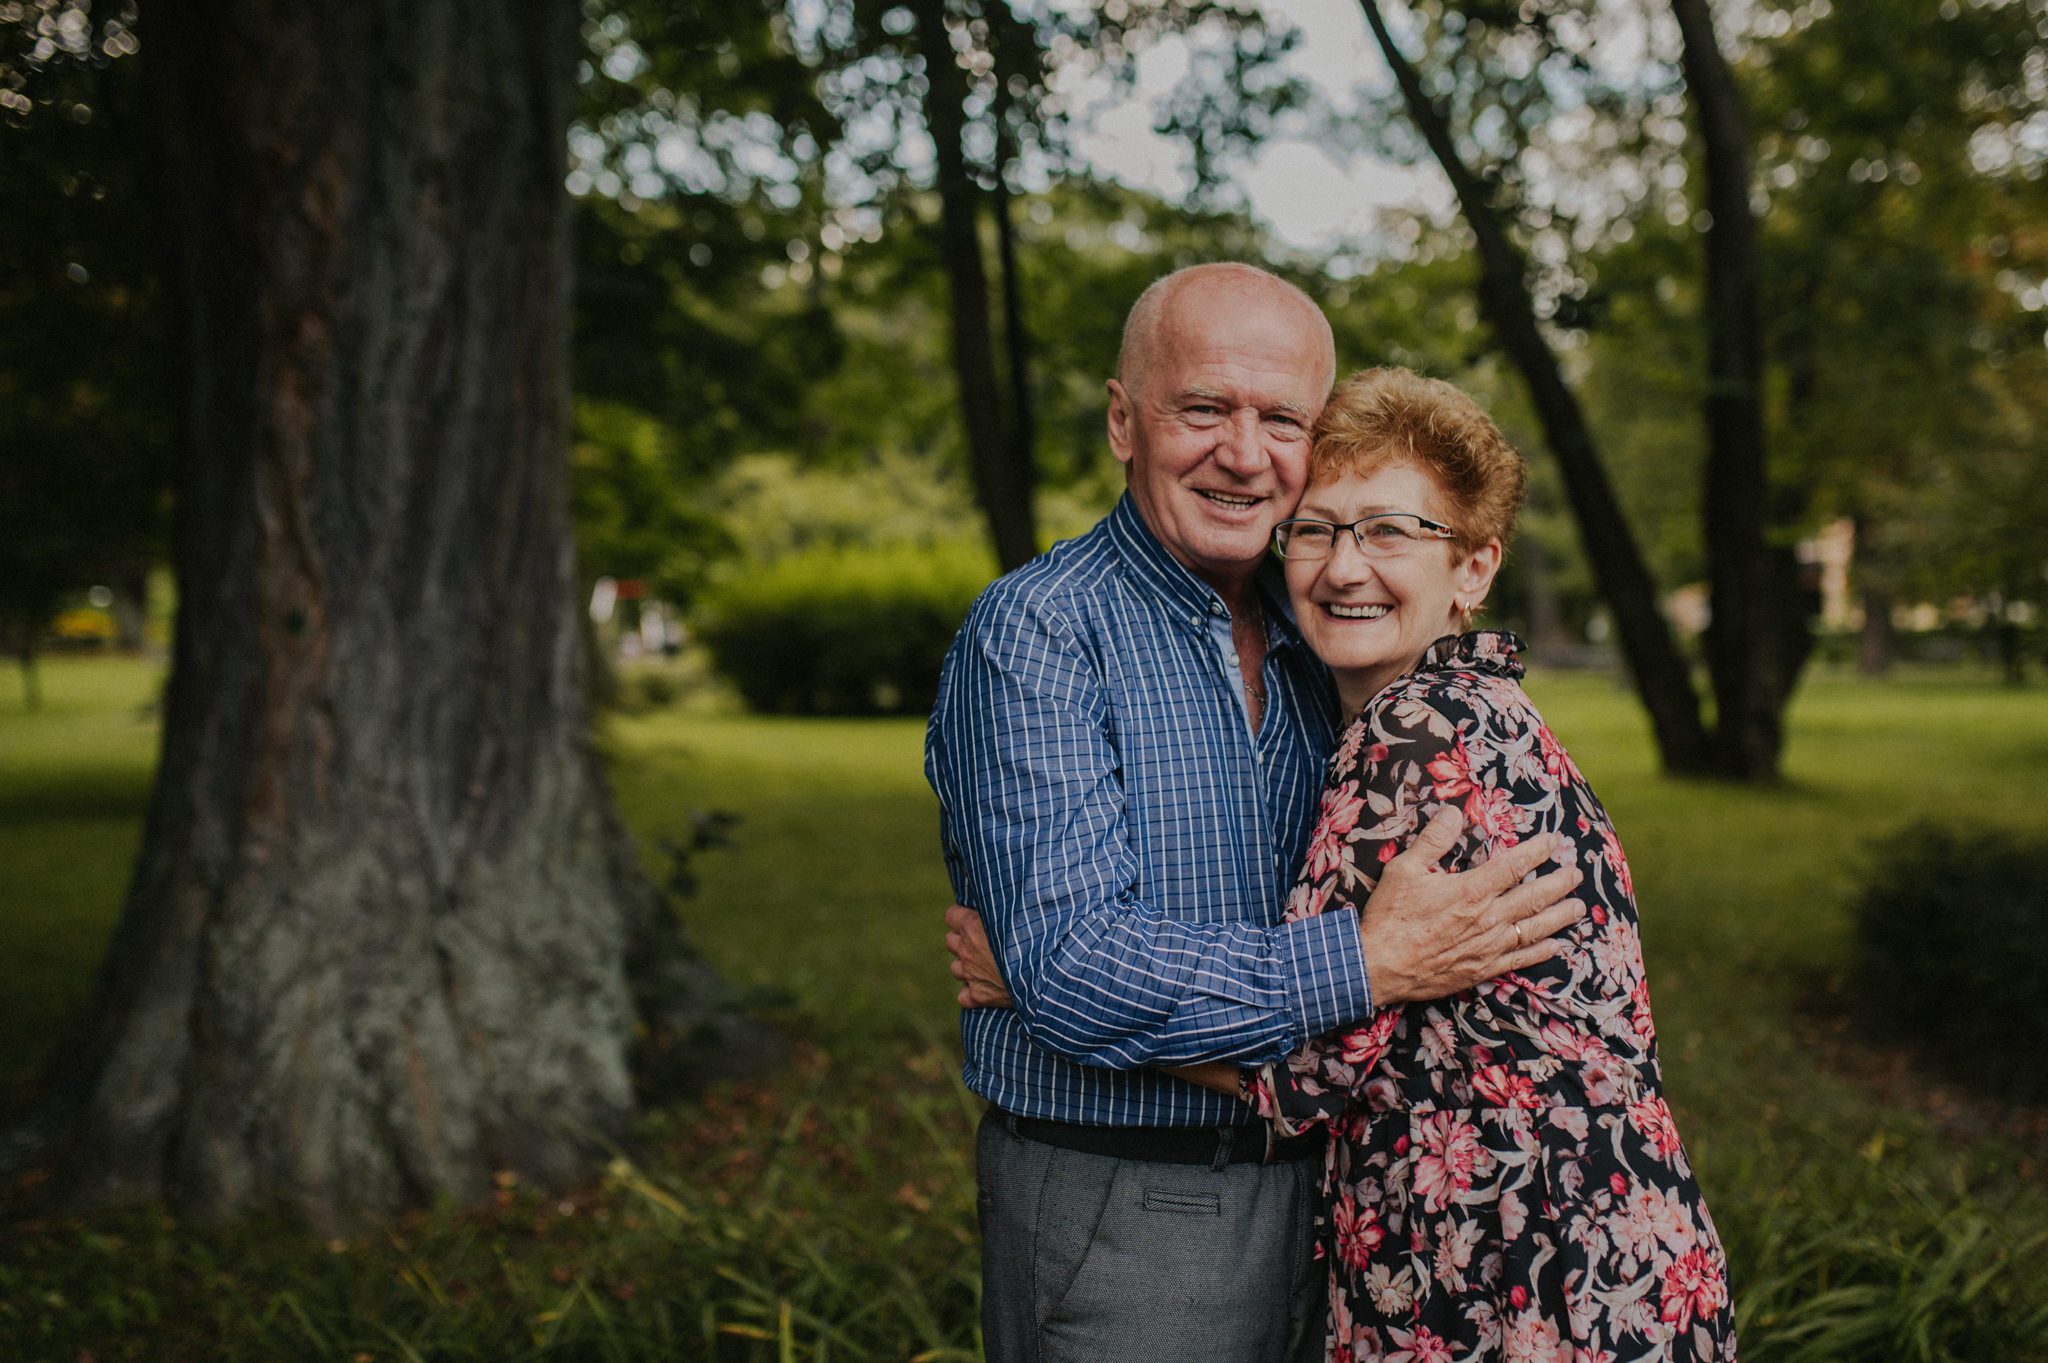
[1209, 366, 1735, 1360]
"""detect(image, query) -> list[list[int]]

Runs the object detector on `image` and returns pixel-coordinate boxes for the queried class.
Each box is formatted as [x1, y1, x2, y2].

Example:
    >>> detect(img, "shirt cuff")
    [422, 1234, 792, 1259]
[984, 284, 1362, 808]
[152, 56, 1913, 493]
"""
[1277, 907, 1374, 1042]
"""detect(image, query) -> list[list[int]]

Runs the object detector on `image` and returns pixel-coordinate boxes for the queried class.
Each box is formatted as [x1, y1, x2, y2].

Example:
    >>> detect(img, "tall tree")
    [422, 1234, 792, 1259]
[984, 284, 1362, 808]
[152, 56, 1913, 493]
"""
[11, 0, 768, 1231]
[905, 0, 1036, 568]
[1670, 0, 1786, 779]
[1357, 0, 1715, 775]
[1746, 0, 2048, 676]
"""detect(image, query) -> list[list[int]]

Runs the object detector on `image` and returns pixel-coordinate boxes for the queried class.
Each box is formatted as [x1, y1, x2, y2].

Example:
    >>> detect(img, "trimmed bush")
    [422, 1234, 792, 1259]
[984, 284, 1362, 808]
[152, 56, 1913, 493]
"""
[1852, 823, 2048, 1102]
[694, 541, 997, 715]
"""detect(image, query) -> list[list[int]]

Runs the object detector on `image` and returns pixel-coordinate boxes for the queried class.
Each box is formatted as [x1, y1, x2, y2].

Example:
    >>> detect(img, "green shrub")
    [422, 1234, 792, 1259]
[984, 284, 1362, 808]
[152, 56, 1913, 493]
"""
[1852, 823, 2048, 1102]
[695, 542, 997, 715]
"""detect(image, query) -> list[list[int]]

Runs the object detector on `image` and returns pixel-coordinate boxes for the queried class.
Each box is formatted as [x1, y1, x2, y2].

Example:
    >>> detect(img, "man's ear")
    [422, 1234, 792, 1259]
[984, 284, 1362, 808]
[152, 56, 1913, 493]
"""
[1106, 379, 1136, 468]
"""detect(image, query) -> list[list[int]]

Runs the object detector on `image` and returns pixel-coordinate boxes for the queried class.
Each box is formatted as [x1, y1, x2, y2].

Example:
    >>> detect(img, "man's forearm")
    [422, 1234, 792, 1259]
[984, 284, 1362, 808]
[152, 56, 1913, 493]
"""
[998, 901, 1373, 1068]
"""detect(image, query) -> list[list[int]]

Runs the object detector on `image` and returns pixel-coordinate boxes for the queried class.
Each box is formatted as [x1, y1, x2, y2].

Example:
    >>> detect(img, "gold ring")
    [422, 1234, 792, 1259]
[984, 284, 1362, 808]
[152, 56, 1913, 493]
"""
[1513, 921, 1524, 949]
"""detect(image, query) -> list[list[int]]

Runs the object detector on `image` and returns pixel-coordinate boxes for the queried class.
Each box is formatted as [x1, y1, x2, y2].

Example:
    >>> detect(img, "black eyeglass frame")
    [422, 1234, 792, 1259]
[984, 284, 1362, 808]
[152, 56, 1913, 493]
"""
[1271, 512, 1458, 559]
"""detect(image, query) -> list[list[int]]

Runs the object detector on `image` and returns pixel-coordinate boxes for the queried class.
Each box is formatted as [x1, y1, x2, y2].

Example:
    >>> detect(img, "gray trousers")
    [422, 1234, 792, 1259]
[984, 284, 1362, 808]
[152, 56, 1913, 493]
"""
[976, 1111, 1327, 1363]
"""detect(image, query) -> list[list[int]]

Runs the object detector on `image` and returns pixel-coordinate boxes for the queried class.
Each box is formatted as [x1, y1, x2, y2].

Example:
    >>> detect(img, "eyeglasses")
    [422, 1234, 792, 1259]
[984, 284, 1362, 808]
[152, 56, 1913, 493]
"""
[1272, 513, 1457, 560]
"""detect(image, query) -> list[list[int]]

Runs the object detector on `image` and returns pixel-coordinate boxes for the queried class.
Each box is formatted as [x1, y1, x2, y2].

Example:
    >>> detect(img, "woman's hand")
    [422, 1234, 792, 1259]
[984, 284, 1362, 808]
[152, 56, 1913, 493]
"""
[945, 904, 1013, 1008]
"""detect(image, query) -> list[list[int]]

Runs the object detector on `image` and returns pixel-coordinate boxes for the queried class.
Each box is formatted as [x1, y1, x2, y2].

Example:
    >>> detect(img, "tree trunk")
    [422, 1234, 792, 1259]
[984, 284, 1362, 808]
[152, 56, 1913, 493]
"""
[910, 0, 1036, 571]
[1671, 0, 1784, 780]
[112, 565, 151, 653]
[14, 636, 38, 712]
[1358, 0, 1712, 775]
[1518, 533, 1575, 663]
[992, 162, 1039, 529]
[12, 0, 766, 1233]
[1858, 582, 1894, 676]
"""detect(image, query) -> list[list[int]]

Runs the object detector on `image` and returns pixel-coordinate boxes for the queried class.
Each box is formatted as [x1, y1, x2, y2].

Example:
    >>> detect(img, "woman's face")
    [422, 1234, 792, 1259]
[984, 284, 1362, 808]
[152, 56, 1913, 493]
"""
[1283, 461, 1501, 710]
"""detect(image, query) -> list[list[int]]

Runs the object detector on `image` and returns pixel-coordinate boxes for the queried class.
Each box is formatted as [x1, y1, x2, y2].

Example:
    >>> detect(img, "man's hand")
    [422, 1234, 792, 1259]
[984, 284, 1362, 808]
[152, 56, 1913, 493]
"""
[945, 904, 1013, 1009]
[1360, 807, 1586, 1008]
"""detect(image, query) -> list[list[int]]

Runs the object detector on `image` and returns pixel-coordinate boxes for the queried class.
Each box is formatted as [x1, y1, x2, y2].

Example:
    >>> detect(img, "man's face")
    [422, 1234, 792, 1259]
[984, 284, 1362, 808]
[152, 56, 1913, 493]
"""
[1108, 281, 1330, 590]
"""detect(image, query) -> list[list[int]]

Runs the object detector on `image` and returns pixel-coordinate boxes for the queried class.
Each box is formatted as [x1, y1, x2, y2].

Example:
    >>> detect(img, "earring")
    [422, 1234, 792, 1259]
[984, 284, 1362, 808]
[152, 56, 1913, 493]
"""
[1457, 600, 1476, 632]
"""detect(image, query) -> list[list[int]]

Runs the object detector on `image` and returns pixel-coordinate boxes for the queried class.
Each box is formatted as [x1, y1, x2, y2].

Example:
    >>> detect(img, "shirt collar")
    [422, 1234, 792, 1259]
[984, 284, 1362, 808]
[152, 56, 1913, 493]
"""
[1105, 492, 1307, 652]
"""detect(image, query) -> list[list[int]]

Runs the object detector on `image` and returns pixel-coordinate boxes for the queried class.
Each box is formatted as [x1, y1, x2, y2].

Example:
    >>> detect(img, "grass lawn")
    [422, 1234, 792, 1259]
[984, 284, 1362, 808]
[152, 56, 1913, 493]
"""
[2, 653, 2045, 1359]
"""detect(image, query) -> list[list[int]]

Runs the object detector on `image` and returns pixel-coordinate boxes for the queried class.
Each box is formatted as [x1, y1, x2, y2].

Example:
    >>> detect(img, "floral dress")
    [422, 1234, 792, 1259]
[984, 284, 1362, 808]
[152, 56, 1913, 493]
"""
[1250, 632, 1736, 1363]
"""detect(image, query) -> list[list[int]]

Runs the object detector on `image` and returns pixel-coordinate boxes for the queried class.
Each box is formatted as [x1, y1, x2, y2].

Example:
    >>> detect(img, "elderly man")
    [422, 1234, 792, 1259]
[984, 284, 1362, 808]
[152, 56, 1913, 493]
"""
[925, 263, 1582, 1362]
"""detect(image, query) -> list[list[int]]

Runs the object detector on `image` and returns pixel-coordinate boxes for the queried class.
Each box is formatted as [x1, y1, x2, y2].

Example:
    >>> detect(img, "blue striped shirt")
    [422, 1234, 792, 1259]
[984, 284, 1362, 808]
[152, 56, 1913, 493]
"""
[925, 494, 1376, 1128]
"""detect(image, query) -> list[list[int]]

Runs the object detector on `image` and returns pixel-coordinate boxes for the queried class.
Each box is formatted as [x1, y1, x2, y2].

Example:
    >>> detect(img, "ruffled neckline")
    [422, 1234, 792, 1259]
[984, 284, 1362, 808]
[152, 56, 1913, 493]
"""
[1416, 629, 1526, 680]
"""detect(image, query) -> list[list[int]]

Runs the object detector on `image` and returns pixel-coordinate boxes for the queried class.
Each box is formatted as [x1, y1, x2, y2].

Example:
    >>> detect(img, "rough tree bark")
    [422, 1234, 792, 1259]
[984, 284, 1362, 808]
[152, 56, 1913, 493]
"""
[1671, 0, 1789, 779]
[910, 0, 1037, 571]
[9, 0, 770, 1233]
[1359, 0, 1714, 775]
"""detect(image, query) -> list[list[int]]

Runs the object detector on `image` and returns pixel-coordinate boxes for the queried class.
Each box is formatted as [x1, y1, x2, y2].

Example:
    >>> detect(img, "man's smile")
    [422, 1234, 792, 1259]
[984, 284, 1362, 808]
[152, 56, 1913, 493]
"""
[1195, 489, 1261, 511]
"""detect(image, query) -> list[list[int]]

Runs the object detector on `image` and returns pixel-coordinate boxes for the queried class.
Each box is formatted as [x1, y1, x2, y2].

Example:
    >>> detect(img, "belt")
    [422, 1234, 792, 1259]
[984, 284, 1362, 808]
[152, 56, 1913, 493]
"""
[996, 1108, 1326, 1171]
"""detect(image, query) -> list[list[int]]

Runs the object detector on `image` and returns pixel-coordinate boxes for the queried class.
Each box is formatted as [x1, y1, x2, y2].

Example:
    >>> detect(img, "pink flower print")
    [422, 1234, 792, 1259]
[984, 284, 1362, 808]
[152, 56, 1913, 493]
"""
[1432, 1215, 1482, 1290]
[1505, 1310, 1573, 1363]
[1386, 1324, 1455, 1363]
[1426, 743, 1477, 800]
[1658, 1247, 1728, 1332]
[1339, 1007, 1401, 1068]
[1538, 1019, 1593, 1063]
[1500, 1187, 1528, 1240]
[1616, 1185, 1690, 1262]
[1472, 1063, 1541, 1110]
[1579, 1051, 1632, 1105]
[1464, 784, 1522, 847]
[1629, 975, 1656, 1041]
[1332, 1193, 1385, 1271]
[1304, 780, 1365, 880]
[1333, 720, 1367, 773]
[1329, 1279, 1358, 1353]
[1628, 1097, 1685, 1160]
[1536, 722, 1583, 786]
[1414, 1113, 1486, 1213]
[1288, 877, 1337, 925]
[1596, 822, 1633, 897]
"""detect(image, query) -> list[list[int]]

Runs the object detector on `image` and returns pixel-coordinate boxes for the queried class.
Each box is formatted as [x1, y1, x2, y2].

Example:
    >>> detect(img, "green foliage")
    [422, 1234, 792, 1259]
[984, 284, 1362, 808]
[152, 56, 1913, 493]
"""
[572, 398, 733, 604]
[693, 542, 995, 715]
[1726, 1153, 2048, 1362]
[0, 1046, 985, 1362]
[707, 451, 981, 564]
[1851, 823, 2048, 1104]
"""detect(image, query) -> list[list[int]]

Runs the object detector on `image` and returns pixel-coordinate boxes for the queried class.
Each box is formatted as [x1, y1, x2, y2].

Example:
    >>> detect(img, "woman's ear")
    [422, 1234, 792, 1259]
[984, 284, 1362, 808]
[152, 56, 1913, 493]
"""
[1455, 538, 1505, 608]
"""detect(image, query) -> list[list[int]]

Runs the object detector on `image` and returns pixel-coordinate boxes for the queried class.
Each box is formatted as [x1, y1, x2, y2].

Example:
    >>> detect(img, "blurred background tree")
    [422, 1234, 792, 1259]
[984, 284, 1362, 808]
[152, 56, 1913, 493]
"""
[1346, 0, 2047, 776]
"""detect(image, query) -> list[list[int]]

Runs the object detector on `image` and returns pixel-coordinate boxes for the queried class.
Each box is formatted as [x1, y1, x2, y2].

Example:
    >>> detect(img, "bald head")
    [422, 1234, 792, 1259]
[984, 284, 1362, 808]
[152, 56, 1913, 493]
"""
[1117, 263, 1335, 403]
